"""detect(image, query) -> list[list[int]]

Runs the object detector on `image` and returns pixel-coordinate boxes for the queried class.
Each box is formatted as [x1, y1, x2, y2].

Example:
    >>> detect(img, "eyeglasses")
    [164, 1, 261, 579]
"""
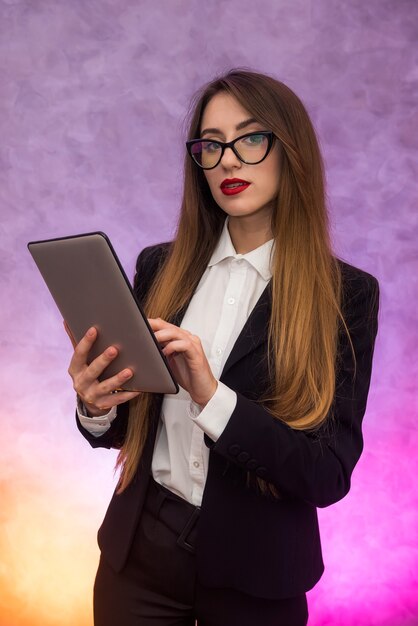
[186, 131, 275, 170]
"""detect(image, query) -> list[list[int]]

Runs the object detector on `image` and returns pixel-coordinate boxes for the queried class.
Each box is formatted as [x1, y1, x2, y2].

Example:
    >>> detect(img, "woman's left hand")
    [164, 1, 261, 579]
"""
[148, 318, 218, 407]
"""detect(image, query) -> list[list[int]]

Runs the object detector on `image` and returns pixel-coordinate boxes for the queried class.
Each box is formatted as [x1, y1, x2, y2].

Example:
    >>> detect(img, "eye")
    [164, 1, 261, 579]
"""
[202, 141, 222, 154]
[242, 133, 266, 146]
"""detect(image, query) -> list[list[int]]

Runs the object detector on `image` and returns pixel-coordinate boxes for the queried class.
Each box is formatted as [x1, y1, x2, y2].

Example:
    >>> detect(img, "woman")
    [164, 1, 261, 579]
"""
[68, 69, 379, 626]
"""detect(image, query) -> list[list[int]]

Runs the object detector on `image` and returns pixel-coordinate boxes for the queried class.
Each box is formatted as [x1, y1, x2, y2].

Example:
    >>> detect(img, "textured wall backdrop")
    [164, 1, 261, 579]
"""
[1, 1, 417, 625]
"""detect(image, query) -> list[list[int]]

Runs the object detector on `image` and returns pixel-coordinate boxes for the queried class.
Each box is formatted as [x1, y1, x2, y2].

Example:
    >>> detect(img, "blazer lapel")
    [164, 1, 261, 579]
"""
[221, 283, 272, 378]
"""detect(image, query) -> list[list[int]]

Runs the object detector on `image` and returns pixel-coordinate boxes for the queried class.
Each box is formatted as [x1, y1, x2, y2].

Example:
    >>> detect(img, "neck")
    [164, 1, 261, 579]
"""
[227, 213, 273, 254]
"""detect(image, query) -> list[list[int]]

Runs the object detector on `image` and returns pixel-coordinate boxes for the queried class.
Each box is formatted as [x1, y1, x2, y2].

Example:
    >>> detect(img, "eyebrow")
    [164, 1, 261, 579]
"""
[200, 117, 258, 137]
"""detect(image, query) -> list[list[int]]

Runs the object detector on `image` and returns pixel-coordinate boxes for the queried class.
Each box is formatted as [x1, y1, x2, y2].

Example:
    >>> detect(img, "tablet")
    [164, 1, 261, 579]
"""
[28, 232, 179, 395]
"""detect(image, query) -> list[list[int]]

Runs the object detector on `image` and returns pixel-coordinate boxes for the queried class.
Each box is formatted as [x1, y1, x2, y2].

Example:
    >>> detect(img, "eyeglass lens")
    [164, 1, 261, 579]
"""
[190, 133, 270, 169]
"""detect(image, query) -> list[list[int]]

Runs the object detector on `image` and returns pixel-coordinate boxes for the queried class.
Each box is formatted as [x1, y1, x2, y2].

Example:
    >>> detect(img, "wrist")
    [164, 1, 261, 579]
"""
[77, 395, 110, 418]
[193, 379, 218, 408]
[85, 406, 110, 418]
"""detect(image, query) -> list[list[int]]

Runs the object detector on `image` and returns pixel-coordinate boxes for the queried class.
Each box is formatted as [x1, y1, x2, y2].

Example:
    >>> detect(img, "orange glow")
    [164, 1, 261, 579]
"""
[0, 477, 99, 626]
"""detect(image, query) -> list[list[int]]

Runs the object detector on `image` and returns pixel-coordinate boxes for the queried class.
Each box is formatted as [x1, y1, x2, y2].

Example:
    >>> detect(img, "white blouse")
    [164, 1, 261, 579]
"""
[79, 220, 273, 505]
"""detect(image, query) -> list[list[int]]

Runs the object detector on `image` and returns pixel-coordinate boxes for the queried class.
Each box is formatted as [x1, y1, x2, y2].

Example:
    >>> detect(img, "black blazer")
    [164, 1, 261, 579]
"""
[77, 243, 379, 600]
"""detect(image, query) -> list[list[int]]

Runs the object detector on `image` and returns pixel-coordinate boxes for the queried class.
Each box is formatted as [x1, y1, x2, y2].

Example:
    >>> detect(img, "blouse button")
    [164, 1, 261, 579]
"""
[216, 347, 223, 356]
[193, 461, 200, 468]
[227, 297, 235, 305]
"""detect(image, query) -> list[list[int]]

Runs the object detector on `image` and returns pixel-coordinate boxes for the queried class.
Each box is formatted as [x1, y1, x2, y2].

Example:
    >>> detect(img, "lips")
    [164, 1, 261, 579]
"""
[220, 178, 251, 196]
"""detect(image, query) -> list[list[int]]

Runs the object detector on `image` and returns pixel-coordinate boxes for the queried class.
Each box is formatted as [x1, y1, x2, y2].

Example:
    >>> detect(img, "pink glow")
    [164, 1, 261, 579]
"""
[1, 1, 417, 624]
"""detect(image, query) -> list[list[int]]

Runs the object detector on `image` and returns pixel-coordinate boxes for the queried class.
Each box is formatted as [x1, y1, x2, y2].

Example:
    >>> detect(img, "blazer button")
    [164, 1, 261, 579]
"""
[255, 466, 268, 478]
[237, 452, 250, 463]
[246, 459, 258, 471]
[228, 444, 241, 456]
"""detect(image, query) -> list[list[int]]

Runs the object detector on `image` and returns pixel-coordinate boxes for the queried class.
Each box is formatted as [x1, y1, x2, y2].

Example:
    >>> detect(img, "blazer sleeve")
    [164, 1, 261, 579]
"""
[207, 268, 380, 508]
[75, 242, 171, 449]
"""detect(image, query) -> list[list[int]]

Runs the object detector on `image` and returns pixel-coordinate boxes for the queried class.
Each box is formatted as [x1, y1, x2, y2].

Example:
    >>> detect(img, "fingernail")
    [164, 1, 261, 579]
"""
[106, 347, 117, 357]
[122, 370, 132, 379]
[87, 327, 96, 337]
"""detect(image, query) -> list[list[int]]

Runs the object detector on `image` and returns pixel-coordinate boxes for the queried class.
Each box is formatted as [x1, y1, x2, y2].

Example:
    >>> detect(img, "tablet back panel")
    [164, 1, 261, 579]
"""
[28, 233, 178, 394]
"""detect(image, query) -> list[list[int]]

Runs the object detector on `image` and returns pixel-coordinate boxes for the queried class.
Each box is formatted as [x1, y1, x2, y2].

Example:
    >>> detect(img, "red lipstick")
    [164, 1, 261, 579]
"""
[220, 178, 251, 196]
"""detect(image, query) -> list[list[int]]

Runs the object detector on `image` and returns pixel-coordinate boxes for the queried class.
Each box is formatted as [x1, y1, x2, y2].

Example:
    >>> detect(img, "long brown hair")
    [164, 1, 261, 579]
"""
[116, 69, 345, 493]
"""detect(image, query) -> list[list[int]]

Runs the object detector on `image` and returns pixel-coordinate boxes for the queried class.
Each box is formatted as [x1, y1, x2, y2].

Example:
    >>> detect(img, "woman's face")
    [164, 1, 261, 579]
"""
[200, 92, 280, 223]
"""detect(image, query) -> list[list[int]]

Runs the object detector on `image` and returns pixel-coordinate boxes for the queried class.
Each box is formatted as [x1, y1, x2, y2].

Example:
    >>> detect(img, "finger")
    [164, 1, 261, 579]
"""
[153, 328, 193, 346]
[153, 328, 181, 344]
[150, 318, 194, 338]
[90, 390, 141, 412]
[148, 318, 176, 332]
[149, 319, 196, 348]
[80, 345, 121, 386]
[162, 338, 196, 358]
[78, 368, 135, 407]
[95, 367, 135, 397]
[69, 326, 99, 373]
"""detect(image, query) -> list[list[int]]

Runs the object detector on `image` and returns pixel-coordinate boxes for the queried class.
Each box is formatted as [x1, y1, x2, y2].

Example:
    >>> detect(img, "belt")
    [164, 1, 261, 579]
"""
[144, 477, 201, 554]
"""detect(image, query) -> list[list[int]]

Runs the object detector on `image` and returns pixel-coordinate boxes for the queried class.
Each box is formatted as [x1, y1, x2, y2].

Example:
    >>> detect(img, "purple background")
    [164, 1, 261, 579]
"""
[1, 1, 417, 625]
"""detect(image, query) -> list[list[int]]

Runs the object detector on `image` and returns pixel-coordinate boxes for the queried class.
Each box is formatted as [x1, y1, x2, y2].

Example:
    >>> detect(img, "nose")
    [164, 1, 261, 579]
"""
[219, 146, 242, 169]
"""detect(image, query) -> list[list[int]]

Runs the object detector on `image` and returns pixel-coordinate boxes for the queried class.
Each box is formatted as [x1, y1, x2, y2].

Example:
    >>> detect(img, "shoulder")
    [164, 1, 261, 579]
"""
[135, 242, 172, 274]
[338, 259, 379, 300]
[337, 259, 380, 331]
[133, 242, 173, 303]
[338, 259, 378, 291]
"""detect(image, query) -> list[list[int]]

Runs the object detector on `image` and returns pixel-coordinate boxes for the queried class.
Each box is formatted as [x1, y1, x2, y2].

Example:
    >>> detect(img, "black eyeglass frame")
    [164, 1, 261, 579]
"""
[186, 131, 275, 170]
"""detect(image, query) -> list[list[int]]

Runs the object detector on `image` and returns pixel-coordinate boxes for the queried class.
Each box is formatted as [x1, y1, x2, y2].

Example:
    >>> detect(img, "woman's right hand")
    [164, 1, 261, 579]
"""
[65, 323, 141, 417]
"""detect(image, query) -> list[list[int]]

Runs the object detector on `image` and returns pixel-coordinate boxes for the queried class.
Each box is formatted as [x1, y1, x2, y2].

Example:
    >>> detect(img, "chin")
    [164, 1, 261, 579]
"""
[219, 204, 265, 218]
[215, 197, 253, 214]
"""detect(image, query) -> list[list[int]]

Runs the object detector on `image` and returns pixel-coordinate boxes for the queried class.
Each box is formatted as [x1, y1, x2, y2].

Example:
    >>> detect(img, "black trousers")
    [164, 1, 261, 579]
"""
[94, 478, 309, 626]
